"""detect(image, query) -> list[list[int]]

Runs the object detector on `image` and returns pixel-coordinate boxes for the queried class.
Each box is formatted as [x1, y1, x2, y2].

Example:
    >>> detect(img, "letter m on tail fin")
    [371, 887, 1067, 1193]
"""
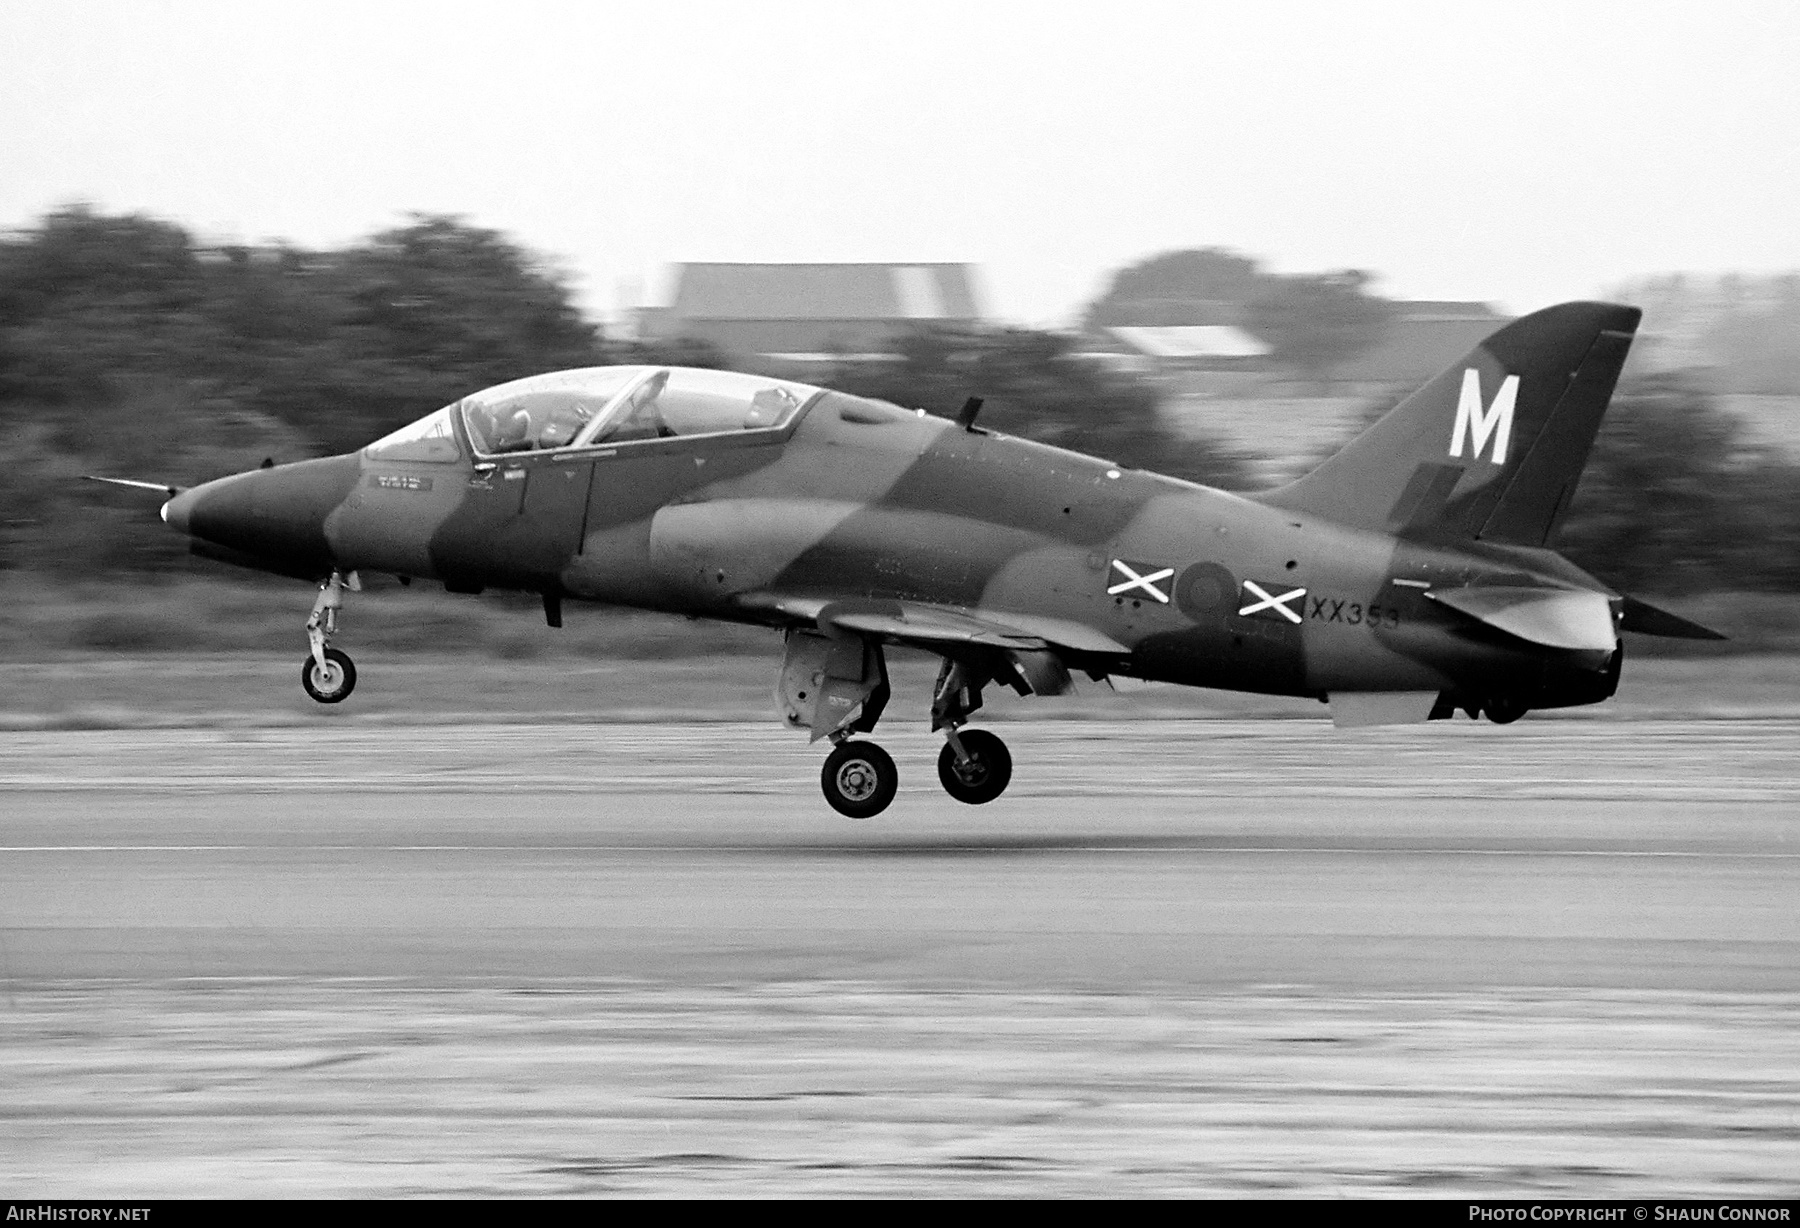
[1450, 370, 1518, 465]
[1256, 301, 1641, 545]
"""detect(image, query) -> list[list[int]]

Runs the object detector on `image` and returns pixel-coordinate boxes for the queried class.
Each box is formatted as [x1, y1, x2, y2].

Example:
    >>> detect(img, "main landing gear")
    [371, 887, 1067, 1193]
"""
[301, 569, 360, 704]
[779, 630, 1023, 818]
[937, 728, 1012, 805]
[820, 740, 899, 819]
[931, 658, 1015, 806]
[1481, 696, 1529, 725]
[1435, 692, 1532, 725]
[816, 726, 1015, 819]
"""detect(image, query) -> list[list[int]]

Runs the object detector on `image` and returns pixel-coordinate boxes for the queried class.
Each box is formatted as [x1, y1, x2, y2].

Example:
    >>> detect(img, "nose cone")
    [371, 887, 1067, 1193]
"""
[160, 489, 194, 534]
[174, 469, 257, 549]
[167, 455, 363, 579]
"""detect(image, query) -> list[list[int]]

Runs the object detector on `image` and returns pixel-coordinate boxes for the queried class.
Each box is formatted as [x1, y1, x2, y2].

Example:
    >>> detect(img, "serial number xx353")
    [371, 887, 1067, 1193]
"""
[1309, 597, 1401, 629]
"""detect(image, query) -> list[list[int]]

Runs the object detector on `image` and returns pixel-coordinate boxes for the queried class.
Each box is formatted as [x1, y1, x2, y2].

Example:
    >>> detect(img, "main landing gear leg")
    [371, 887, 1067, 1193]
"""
[931, 658, 1013, 805]
[937, 726, 1013, 805]
[301, 569, 359, 704]
[778, 628, 895, 817]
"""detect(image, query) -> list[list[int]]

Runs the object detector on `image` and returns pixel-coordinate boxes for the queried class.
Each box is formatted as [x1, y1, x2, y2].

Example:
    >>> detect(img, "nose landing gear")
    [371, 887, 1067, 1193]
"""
[301, 570, 360, 704]
[302, 648, 356, 704]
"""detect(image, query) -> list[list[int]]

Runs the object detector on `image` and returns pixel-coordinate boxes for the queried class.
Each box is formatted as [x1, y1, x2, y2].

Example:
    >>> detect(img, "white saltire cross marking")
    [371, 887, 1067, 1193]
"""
[1238, 580, 1307, 624]
[1107, 559, 1175, 603]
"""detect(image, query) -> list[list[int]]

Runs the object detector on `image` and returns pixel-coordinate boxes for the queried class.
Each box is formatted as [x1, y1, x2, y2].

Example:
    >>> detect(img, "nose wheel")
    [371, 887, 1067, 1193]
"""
[820, 740, 899, 819]
[937, 728, 1012, 805]
[301, 647, 357, 703]
[301, 569, 360, 704]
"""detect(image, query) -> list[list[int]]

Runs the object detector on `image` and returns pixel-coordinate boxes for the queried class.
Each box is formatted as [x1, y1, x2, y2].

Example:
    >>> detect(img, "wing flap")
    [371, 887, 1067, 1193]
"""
[1424, 585, 1616, 652]
[822, 602, 1046, 649]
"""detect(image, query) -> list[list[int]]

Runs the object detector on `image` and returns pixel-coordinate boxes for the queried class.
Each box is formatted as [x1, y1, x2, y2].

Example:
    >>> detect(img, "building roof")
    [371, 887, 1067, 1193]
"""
[1107, 324, 1270, 359]
[668, 262, 982, 322]
[1331, 313, 1509, 383]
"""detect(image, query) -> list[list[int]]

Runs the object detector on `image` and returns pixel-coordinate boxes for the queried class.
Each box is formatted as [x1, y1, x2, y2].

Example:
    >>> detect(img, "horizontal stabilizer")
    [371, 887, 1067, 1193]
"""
[1619, 596, 1727, 641]
[1425, 586, 1616, 652]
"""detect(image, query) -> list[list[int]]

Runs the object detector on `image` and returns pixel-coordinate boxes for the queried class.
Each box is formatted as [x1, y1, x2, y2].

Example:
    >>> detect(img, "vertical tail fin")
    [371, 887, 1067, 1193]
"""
[1258, 301, 1641, 545]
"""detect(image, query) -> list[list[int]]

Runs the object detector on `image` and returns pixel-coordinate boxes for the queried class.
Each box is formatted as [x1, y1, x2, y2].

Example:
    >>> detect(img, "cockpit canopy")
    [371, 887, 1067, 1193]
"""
[364, 366, 823, 463]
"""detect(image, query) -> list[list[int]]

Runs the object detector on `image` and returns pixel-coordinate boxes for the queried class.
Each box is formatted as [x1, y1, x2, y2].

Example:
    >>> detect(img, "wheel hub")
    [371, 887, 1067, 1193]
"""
[835, 760, 879, 802]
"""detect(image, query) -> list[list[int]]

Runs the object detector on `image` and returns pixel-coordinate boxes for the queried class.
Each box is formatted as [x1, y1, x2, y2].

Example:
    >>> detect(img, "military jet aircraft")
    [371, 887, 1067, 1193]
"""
[99, 301, 1721, 817]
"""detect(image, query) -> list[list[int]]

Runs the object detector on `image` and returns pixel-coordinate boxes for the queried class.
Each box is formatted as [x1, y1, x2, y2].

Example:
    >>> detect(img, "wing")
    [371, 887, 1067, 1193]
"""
[737, 593, 1128, 656]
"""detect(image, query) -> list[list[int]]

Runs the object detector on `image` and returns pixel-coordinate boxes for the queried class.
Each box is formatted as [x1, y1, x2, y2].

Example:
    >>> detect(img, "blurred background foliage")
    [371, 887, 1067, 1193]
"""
[1085, 247, 1397, 382]
[0, 205, 604, 457]
[1, 204, 1796, 622]
[812, 325, 1257, 492]
[1336, 371, 1800, 596]
[1556, 374, 1800, 594]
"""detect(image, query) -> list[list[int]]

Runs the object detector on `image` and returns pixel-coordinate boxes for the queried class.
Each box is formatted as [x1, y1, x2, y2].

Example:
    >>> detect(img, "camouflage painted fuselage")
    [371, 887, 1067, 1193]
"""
[169, 388, 1617, 714]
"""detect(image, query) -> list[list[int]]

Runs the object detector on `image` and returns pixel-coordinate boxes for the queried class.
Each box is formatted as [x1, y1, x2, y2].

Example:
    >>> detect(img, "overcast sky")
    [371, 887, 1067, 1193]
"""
[3, 0, 1797, 327]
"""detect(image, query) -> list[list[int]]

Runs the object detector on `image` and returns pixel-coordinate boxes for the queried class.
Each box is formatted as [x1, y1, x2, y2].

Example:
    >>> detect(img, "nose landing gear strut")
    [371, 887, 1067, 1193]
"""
[301, 569, 360, 704]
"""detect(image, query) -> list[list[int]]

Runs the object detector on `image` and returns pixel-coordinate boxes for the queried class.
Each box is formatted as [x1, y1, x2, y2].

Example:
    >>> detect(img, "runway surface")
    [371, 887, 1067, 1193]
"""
[3, 719, 1798, 1196]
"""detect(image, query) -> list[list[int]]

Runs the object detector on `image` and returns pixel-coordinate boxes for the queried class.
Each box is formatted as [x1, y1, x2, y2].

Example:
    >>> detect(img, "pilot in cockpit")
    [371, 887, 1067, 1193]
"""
[535, 410, 584, 449]
[485, 394, 595, 452]
[491, 406, 534, 453]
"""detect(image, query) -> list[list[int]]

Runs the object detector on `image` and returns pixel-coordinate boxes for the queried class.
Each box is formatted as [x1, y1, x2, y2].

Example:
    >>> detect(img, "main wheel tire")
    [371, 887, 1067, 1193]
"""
[301, 648, 357, 704]
[937, 729, 1013, 805]
[1484, 695, 1528, 725]
[821, 740, 898, 819]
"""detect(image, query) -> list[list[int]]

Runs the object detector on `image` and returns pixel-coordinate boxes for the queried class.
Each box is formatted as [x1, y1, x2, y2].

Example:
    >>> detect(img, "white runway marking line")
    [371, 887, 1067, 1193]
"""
[4, 845, 1799, 859]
